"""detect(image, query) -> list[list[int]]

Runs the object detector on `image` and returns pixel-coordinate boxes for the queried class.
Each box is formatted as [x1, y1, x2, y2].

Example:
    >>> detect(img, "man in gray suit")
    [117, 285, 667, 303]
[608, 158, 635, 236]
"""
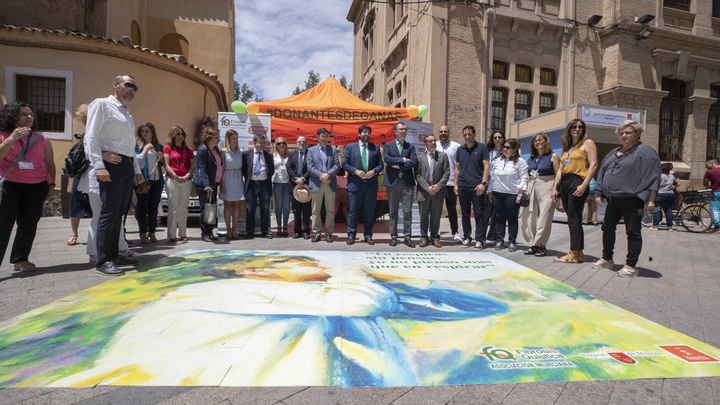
[416, 134, 449, 248]
[307, 128, 340, 243]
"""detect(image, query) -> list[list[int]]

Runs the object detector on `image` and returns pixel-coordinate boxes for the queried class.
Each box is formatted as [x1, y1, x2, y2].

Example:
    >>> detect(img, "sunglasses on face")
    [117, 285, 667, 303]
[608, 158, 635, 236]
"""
[277, 142, 287, 146]
[176, 133, 186, 137]
[572, 125, 584, 130]
[493, 136, 503, 140]
[503, 145, 514, 149]
[123, 82, 139, 91]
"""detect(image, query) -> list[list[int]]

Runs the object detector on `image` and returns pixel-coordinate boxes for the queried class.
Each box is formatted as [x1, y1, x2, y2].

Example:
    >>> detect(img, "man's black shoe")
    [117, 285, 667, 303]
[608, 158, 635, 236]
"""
[404, 238, 416, 248]
[263, 233, 273, 239]
[292, 233, 302, 239]
[326, 235, 333, 243]
[96, 262, 125, 276]
[312, 234, 321, 243]
[389, 237, 398, 247]
[303, 233, 311, 240]
[113, 256, 139, 266]
[202, 235, 213, 242]
[210, 235, 218, 241]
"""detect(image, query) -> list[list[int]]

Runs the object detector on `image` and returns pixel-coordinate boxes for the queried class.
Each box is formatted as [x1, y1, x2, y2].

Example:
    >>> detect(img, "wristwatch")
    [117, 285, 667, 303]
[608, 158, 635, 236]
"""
[481, 181, 487, 186]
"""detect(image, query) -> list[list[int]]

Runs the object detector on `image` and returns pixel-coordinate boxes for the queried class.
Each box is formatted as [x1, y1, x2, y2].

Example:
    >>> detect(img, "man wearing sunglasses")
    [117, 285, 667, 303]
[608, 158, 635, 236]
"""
[84, 74, 144, 276]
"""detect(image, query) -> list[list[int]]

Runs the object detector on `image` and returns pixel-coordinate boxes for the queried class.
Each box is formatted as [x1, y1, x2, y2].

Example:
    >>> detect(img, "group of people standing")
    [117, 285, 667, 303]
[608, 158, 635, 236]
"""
[0, 72, 687, 279]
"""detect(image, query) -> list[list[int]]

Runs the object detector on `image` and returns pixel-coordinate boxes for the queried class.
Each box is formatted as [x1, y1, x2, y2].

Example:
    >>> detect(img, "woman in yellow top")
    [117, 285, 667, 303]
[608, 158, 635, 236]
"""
[552, 119, 597, 263]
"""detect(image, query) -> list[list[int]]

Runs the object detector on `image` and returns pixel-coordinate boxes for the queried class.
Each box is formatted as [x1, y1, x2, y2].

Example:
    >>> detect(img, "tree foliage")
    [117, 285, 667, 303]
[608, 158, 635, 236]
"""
[291, 71, 352, 95]
[234, 80, 263, 103]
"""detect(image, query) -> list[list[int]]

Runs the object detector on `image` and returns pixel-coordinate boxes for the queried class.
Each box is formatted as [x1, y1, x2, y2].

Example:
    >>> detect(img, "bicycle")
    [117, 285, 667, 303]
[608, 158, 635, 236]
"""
[642, 189, 714, 232]
[676, 189, 714, 233]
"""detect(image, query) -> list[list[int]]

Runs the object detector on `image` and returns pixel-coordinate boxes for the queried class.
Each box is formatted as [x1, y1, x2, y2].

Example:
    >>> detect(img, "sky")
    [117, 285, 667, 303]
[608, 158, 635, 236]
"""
[234, 1, 355, 101]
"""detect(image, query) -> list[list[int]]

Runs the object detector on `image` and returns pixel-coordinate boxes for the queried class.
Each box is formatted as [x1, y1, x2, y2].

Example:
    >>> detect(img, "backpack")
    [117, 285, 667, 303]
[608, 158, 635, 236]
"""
[63, 137, 90, 178]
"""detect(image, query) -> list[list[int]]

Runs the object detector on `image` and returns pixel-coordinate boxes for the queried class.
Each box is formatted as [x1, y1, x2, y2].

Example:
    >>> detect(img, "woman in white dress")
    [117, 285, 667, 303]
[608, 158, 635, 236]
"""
[219, 130, 244, 240]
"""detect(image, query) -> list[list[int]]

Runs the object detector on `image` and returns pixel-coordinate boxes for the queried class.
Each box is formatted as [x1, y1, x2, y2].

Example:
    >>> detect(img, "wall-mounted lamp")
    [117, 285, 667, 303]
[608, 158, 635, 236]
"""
[587, 14, 603, 26]
[636, 28, 653, 40]
[635, 14, 655, 24]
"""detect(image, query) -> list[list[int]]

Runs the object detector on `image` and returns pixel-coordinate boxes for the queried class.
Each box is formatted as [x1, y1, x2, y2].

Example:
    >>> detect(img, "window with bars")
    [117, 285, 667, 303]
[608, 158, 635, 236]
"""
[659, 78, 686, 161]
[540, 68, 557, 86]
[515, 64, 533, 83]
[514, 90, 533, 121]
[664, 0, 690, 11]
[708, 85, 720, 160]
[493, 61, 508, 80]
[15, 75, 66, 132]
[491, 87, 508, 134]
[539, 93, 556, 114]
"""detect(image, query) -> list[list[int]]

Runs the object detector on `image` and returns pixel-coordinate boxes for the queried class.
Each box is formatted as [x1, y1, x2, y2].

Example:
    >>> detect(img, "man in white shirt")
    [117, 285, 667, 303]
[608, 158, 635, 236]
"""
[437, 125, 462, 243]
[84, 74, 144, 276]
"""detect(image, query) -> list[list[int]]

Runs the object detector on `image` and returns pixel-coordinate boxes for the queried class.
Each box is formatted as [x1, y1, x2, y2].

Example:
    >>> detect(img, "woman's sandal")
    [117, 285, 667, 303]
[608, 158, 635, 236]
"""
[553, 251, 581, 263]
[534, 246, 547, 257]
[67, 234, 78, 246]
[524, 246, 538, 255]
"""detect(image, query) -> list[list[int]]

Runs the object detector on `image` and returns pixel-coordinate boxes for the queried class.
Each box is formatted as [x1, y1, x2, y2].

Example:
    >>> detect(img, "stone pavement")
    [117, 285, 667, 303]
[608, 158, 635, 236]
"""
[1, 216, 719, 405]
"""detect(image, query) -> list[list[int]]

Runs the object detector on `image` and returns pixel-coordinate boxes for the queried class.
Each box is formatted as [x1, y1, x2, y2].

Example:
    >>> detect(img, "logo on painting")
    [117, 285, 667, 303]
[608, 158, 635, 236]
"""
[479, 346, 575, 369]
[606, 350, 637, 365]
[479, 346, 517, 361]
[659, 345, 719, 363]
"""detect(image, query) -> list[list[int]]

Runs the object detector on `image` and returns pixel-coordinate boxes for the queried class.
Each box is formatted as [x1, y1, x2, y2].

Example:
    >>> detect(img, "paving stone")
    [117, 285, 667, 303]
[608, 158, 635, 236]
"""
[0, 217, 719, 405]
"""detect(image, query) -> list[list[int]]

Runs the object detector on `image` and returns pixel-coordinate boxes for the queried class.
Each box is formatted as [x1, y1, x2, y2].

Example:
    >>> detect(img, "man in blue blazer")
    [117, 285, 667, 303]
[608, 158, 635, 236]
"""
[307, 128, 340, 243]
[382, 122, 418, 247]
[241, 134, 274, 239]
[287, 136, 311, 239]
[342, 125, 384, 245]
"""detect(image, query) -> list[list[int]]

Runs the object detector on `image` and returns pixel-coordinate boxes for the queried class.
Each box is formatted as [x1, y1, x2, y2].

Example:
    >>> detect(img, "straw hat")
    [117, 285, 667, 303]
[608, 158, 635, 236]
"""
[293, 184, 312, 203]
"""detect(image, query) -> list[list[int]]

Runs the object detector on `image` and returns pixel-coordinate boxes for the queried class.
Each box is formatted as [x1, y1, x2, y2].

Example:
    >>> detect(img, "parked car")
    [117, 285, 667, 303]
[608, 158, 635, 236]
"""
[158, 186, 200, 223]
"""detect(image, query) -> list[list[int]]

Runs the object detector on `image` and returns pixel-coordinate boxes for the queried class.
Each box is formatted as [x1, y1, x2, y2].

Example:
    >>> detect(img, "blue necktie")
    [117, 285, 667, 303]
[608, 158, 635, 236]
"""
[253, 152, 261, 176]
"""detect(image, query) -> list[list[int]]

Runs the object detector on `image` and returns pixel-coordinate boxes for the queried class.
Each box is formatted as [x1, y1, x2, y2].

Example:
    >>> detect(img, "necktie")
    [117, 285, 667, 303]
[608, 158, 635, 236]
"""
[299, 151, 304, 173]
[398, 142, 404, 178]
[321, 146, 327, 173]
[428, 152, 435, 182]
[361, 144, 368, 171]
[253, 152, 261, 176]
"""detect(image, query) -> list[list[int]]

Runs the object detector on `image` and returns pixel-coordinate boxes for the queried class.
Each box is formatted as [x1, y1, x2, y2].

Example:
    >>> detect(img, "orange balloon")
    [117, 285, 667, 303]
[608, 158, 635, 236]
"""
[407, 105, 419, 118]
[246, 101, 260, 114]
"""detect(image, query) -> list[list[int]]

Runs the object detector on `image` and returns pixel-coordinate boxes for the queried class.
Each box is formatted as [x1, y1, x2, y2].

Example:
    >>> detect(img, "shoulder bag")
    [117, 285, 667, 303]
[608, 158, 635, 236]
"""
[203, 189, 217, 224]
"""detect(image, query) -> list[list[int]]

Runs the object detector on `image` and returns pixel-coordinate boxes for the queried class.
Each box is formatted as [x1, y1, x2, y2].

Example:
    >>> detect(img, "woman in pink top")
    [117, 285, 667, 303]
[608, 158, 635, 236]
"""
[163, 125, 195, 242]
[0, 102, 56, 272]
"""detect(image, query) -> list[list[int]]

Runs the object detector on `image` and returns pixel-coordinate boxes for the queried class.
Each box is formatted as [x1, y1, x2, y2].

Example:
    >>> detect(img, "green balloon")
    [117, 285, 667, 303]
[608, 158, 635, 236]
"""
[417, 104, 429, 117]
[231, 100, 247, 114]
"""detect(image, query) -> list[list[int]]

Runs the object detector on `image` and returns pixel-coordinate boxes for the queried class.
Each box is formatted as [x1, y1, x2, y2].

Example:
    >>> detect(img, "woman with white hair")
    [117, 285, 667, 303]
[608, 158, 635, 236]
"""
[592, 120, 661, 278]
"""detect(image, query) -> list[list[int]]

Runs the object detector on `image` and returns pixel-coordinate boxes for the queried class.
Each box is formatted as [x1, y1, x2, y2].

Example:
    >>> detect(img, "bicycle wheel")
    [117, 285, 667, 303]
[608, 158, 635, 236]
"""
[679, 204, 713, 233]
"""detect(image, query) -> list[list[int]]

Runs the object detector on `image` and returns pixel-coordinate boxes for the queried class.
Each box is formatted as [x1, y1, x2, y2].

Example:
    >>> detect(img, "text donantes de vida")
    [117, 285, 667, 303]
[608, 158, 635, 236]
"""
[266, 108, 402, 122]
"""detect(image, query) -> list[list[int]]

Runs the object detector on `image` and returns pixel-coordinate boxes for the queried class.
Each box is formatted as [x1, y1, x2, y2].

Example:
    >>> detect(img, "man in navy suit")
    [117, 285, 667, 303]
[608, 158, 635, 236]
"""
[241, 134, 274, 239]
[307, 128, 340, 243]
[342, 125, 384, 245]
[287, 136, 312, 239]
[382, 122, 417, 247]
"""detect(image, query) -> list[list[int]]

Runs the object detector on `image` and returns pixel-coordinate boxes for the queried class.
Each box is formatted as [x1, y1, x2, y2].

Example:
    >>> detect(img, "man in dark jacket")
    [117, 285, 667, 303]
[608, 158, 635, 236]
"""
[241, 134, 274, 239]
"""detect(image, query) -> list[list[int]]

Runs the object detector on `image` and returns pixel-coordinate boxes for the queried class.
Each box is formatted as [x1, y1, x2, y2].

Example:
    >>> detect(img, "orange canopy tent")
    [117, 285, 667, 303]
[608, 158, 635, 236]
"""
[253, 77, 413, 146]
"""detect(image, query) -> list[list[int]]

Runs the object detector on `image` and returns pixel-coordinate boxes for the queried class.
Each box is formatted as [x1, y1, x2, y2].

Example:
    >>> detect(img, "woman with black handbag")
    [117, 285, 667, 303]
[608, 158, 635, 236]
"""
[134, 122, 164, 244]
[193, 127, 222, 242]
[487, 138, 528, 252]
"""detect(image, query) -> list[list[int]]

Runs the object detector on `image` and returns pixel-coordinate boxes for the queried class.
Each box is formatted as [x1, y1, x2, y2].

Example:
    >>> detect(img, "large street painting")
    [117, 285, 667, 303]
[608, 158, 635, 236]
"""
[1, 249, 719, 387]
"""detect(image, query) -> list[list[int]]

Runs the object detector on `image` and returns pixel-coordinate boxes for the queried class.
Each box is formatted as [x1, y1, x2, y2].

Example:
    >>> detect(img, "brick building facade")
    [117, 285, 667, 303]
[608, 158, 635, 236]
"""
[347, 0, 720, 182]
